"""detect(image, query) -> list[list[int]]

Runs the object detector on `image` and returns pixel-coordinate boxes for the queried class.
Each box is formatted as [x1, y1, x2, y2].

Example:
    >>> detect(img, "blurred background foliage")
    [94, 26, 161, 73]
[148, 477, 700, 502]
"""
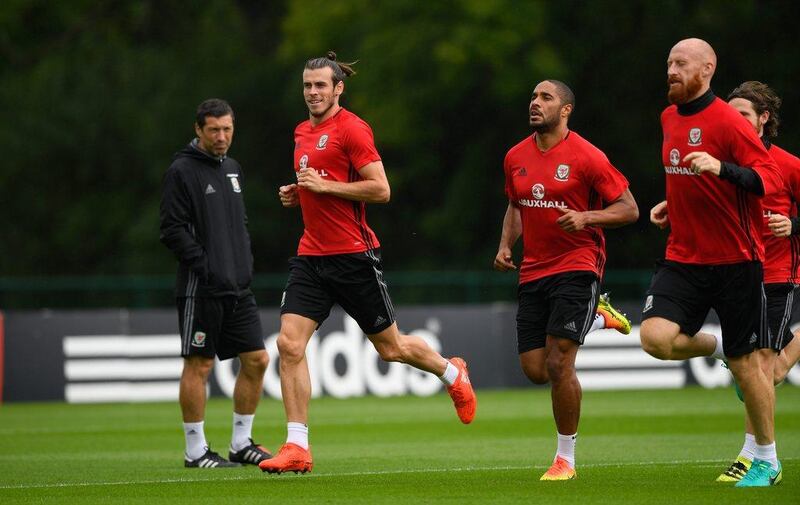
[1, 0, 799, 306]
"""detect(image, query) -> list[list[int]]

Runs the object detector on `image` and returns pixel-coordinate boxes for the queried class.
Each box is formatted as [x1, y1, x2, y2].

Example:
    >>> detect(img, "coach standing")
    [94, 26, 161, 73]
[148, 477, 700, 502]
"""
[160, 99, 271, 468]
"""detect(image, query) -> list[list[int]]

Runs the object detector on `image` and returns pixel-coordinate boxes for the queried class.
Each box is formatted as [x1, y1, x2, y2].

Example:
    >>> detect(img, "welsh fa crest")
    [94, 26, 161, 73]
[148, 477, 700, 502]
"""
[299, 154, 308, 169]
[191, 331, 207, 348]
[688, 128, 702, 146]
[532, 183, 545, 200]
[669, 148, 680, 166]
[316, 134, 329, 150]
[554, 164, 570, 181]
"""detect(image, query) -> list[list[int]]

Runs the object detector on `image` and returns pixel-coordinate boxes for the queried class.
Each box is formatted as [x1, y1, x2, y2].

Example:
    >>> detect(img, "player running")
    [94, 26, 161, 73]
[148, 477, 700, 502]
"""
[494, 79, 638, 480]
[259, 52, 476, 475]
[716, 81, 800, 483]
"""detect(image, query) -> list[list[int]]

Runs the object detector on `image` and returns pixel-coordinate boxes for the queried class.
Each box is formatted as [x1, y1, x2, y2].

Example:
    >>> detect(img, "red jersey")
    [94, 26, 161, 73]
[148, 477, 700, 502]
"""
[293, 108, 382, 255]
[661, 96, 782, 264]
[762, 142, 800, 284]
[504, 131, 629, 285]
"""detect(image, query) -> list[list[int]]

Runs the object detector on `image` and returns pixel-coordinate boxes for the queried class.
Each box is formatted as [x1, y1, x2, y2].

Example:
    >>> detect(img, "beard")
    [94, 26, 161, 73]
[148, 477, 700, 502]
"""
[530, 114, 559, 133]
[667, 73, 703, 105]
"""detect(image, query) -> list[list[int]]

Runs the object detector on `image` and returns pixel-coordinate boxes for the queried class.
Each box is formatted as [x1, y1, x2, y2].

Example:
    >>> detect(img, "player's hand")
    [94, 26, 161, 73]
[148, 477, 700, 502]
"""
[296, 167, 327, 193]
[556, 207, 588, 232]
[278, 184, 299, 207]
[650, 200, 669, 229]
[768, 213, 792, 238]
[683, 151, 721, 176]
[493, 247, 516, 271]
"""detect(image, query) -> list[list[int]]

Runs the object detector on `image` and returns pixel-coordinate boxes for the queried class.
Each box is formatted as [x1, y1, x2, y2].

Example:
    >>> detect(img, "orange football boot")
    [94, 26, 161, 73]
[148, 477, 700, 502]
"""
[540, 455, 576, 481]
[258, 443, 313, 474]
[446, 357, 477, 424]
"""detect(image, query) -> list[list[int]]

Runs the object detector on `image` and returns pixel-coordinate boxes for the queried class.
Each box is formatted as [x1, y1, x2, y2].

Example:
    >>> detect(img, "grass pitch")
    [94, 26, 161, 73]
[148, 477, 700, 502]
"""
[0, 386, 798, 504]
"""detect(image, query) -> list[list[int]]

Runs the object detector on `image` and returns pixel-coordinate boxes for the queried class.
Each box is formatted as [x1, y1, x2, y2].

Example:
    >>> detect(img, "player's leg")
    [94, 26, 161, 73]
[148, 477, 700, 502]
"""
[539, 272, 597, 481]
[178, 297, 239, 467]
[639, 261, 720, 361]
[331, 249, 476, 423]
[260, 257, 331, 474]
[774, 331, 800, 383]
[715, 263, 781, 487]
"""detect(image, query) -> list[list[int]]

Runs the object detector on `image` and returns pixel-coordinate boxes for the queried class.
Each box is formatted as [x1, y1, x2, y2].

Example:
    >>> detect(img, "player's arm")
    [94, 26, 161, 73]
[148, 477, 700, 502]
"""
[682, 152, 765, 195]
[278, 183, 300, 207]
[159, 168, 208, 279]
[556, 188, 639, 232]
[296, 161, 390, 203]
[494, 203, 521, 271]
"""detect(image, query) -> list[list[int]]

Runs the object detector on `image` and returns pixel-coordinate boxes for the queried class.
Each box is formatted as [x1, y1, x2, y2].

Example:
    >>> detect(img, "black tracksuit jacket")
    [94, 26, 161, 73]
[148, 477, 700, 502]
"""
[159, 140, 254, 298]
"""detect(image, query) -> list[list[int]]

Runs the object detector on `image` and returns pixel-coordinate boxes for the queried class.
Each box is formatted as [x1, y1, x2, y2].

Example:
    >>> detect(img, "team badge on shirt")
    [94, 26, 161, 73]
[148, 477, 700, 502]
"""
[555, 164, 570, 181]
[316, 135, 329, 150]
[227, 174, 241, 193]
[669, 149, 680, 166]
[299, 154, 309, 169]
[688, 128, 702, 146]
[532, 183, 545, 200]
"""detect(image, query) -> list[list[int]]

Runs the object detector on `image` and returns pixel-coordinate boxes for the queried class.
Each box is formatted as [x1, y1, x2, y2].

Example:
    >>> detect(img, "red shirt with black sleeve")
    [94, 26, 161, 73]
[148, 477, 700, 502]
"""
[661, 95, 782, 264]
[762, 142, 800, 283]
[503, 131, 630, 285]
[293, 108, 382, 255]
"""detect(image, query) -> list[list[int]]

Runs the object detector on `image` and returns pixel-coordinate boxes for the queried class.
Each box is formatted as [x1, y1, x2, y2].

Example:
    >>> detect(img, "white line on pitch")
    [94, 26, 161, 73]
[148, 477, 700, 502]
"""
[1, 457, 797, 490]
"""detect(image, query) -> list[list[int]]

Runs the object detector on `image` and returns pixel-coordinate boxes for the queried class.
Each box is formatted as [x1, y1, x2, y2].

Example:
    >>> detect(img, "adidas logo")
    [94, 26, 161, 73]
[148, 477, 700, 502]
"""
[515, 167, 527, 176]
[564, 321, 577, 332]
[205, 184, 216, 194]
[374, 315, 387, 326]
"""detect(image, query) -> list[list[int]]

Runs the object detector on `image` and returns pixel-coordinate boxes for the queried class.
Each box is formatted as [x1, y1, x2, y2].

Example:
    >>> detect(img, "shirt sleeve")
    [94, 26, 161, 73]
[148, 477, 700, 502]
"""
[159, 167, 208, 278]
[584, 148, 629, 203]
[342, 119, 382, 170]
[725, 114, 784, 197]
[503, 152, 517, 204]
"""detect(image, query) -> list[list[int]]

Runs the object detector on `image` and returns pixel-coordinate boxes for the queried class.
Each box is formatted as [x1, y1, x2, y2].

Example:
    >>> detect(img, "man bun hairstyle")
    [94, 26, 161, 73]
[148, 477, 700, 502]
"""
[196, 98, 234, 128]
[305, 51, 357, 85]
[728, 81, 781, 138]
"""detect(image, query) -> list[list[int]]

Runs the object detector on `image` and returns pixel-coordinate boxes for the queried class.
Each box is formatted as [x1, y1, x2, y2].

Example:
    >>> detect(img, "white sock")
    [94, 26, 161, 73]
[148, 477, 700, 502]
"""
[710, 334, 725, 360]
[231, 412, 255, 452]
[287, 422, 309, 450]
[754, 442, 778, 470]
[739, 433, 756, 461]
[556, 432, 577, 468]
[183, 421, 208, 460]
[439, 361, 459, 386]
[589, 313, 605, 332]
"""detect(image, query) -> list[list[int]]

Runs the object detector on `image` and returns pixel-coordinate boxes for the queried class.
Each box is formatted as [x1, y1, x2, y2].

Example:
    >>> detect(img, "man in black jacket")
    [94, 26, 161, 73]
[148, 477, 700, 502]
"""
[160, 99, 270, 468]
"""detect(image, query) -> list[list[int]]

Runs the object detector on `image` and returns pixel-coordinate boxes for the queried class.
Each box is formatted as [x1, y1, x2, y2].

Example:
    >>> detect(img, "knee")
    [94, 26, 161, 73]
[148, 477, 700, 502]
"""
[240, 351, 269, 377]
[639, 323, 673, 360]
[277, 333, 307, 364]
[374, 341, 404, 363]
[546, 353, 570, 382]
[521, 361, 549, 384]
[183, 356, 214, 380]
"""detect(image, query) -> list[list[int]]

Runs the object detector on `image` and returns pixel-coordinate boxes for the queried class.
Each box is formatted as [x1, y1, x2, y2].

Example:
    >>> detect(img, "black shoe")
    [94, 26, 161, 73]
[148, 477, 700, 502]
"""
[229, 438, 272, 465]
[185, 448, 242, 468]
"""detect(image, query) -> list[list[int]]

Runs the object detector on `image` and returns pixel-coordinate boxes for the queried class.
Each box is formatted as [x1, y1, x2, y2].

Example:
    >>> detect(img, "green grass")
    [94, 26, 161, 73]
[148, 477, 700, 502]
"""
[0, 386, 798, 504]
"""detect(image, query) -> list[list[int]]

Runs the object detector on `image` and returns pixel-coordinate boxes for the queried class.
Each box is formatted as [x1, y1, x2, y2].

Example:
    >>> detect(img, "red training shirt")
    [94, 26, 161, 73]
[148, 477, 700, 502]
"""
[293, 108, 382, 255]
[504, 131, 629, 285]
[762, 142, 800, 284]
[661, 97, 782, 264]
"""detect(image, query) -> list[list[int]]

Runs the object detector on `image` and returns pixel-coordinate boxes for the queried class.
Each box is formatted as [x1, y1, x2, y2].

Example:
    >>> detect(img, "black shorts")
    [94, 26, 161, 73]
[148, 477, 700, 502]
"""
[516, 271, 600, 354]
[177, 293, 265, 360]
[280, 249, 395, 335]
[641, 260, 768, 358]
[764, 283, 797, 352]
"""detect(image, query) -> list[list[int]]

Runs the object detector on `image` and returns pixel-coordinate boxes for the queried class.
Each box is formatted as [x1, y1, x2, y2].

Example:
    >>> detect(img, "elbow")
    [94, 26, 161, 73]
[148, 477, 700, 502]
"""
[628, 205, 640, 224]
[376, 185, 391, 204]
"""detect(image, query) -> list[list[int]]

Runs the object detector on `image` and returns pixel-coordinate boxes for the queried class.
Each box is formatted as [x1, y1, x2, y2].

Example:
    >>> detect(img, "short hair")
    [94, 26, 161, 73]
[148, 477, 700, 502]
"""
[196, 98, 234, 128]
[728, 81, 781, 138]
[546, 79, 576, 110]
[305, 50, 357, 85]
